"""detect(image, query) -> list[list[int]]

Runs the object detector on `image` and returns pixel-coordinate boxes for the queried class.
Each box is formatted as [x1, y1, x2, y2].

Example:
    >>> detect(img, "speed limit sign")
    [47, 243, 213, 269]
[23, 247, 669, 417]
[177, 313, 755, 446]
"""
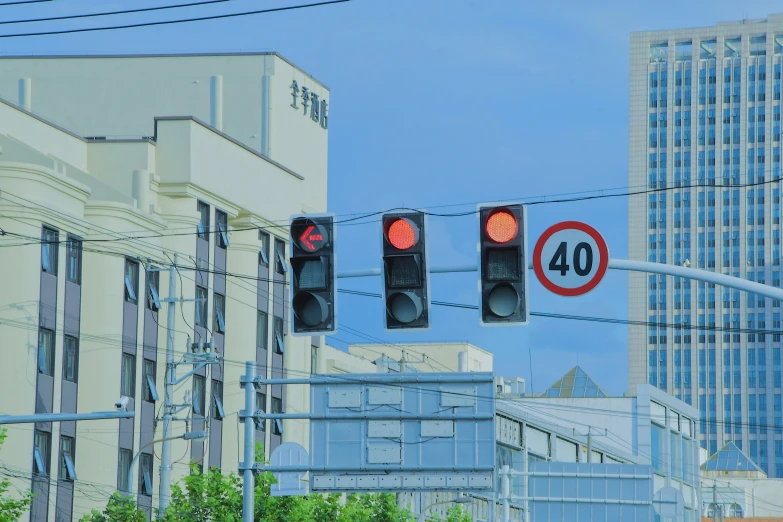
[533, 221, 609, 297]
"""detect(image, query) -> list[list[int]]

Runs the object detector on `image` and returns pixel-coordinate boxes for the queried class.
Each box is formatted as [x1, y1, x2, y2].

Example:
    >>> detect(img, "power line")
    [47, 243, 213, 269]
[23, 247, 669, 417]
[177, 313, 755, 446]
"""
[0, 0, 50, 6]
[0, 0, 351, 38]
[0, 0, 233, 26]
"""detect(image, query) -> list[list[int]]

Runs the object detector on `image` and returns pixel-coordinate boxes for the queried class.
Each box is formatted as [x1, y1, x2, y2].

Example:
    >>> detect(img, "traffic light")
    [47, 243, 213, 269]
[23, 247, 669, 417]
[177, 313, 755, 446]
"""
[381, 211, 430, 330]
[289, 214, 335, 335]
[479, 204, 529, 325]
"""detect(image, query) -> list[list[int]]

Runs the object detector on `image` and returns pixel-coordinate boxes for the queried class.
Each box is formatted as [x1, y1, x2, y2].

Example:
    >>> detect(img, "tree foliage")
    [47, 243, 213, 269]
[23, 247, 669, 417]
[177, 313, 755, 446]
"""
[80, 493, 147, 522]
[0, 428, 33, 522]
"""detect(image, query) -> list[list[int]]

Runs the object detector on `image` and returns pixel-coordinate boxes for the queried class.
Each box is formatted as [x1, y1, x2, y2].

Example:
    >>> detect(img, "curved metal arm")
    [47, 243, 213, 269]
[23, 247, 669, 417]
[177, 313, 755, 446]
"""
[126, 432, 206, 496]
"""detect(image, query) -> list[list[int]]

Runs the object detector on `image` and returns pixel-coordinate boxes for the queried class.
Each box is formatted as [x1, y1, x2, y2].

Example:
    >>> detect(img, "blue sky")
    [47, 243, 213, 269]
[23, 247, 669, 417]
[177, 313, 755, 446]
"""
[3, 0, 782, 395]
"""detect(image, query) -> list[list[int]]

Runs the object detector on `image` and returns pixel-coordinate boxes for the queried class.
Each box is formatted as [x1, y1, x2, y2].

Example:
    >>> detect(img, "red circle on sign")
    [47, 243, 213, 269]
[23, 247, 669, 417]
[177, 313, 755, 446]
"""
[532, 221, 609, 297]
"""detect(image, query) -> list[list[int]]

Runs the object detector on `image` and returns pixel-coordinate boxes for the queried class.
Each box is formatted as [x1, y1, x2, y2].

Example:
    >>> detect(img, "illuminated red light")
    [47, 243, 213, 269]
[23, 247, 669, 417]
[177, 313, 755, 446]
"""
[387, 219, 417, 250]
[486, 211, 517, 243]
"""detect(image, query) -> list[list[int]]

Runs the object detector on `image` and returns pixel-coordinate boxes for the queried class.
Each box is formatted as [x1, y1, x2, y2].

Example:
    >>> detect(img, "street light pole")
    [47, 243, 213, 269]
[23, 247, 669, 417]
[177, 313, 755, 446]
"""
[159, 255, 177, 514]
[418, 493, 472, 522]
[125, 431, 207, 497]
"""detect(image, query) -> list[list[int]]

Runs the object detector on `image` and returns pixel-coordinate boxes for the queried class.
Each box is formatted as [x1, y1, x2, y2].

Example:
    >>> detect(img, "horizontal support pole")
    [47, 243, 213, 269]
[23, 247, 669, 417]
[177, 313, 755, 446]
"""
[252, 413, 495, 421]
[507, 496, 651, 505]
[258, 373, 493, 386]
[502, 471, 651, 479]
[0, 410, 134, 425]
[256, 465, 495, 473]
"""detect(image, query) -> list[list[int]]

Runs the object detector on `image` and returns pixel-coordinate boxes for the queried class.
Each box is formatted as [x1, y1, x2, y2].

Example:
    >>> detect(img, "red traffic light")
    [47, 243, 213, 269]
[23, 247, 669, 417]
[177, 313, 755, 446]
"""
[385, 218, 418, 250]
[486, 210, 517, 243]
[298, 224, 326, 252]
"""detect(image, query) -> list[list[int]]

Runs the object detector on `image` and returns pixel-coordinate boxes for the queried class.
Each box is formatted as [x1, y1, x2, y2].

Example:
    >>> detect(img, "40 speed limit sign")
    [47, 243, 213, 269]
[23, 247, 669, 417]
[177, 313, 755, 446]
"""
[533, 221, 609, 297]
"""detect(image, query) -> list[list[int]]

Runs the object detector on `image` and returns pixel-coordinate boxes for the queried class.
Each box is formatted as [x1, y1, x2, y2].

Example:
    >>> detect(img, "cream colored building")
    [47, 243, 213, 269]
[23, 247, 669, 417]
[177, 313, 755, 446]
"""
[0, 53, 328, 521]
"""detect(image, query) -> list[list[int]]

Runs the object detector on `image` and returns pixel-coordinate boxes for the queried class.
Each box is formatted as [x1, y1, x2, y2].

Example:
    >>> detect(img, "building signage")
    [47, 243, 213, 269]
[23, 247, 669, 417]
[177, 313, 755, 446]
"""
[290, 81, 328, 130]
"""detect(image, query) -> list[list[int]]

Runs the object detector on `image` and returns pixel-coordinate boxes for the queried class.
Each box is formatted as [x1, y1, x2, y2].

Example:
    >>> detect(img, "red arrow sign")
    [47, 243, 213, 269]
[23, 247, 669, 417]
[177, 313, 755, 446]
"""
[299, 225, 324, 252]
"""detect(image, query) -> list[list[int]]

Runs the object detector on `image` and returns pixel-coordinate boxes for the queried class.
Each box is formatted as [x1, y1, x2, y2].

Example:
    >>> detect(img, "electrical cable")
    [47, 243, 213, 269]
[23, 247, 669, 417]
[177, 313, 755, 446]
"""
[0, 0, 50, 6]
[0, 0, 234, 26]
[0, 0, 351, 39]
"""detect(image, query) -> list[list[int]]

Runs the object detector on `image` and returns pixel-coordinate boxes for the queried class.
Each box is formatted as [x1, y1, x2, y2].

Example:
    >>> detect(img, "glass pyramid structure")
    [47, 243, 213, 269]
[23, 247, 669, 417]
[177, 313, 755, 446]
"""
[541, 366, 608, 398]
[701, 442, 762, 472]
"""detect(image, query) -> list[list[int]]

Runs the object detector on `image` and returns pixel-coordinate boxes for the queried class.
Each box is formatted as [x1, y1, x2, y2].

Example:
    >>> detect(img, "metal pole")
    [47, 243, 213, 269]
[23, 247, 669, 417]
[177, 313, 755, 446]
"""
[522, 433, 528, 522]
[501, 464, 510, 522]
[159, 254, 177, 515]
[0, 411, 133, 425]
[713, 482, 719, 522]
[587, 430, 592, 463]
[242, 362, 256, 522]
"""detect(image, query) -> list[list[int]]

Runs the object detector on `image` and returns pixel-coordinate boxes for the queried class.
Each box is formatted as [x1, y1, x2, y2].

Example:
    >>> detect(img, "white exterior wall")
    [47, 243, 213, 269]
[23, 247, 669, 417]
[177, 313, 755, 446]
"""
[0, 52, 327, 520]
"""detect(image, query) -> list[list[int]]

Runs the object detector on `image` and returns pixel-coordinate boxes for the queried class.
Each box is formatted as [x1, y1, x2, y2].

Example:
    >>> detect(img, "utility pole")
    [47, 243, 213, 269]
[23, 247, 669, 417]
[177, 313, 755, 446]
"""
[159, 254, 177, 515]
[586, 430, 593, 463]
[713, 482, 721, 522]
[241, 362, 256, 522]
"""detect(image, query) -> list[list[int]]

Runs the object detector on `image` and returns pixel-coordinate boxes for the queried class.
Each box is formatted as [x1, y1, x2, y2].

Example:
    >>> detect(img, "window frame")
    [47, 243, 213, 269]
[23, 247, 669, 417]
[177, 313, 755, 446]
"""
[59, 436, 76, 481]
[212, 379, 225, 420]
[33, 430, 50, 475]
[38, 328, 54, 376]
[216, 209, 229, 248]
[65, 235, 82, 284]
[41, 226, 59, 275]
[147, 268, 161, 311]
[256, 392, 266, 431]
[63, 335, 79, 383]
[121, 353, 136, 398]
[124, 259, 139, 304]
[275, 239, 287, 274]
[213, 293, 226, 333]
[259, 231, 270, 266]
[274, 317, 285, 354]
[139, 453, 153, 496]
[118, 448, 131, 491]
[257, 311, 268, 351]
[271, 397, 283, 435]
[143, 359, 158, 402]
[195, 286, 208, 327]
[193, 375, 206, 416]
[197, 201, 210, 241]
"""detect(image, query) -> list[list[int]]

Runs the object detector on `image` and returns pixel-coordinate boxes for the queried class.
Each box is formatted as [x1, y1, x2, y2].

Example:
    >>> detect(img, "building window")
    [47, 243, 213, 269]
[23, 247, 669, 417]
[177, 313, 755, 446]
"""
[41, 226, 58, 275]
[139, 454, 153, 496]
[65, 236, 82, 284]
[213, 293, 226, 333]
[117, 448, 131, 491]
[33, 430, 50, 475]
[193, 375, 205, 416]
[274, 317, 285, 354]
[256, 392, 266, 432]
[195, 286, 208, 327]
[147, 268, 161, 311]
[121, 354, 135, 398]
[59, 436, 76, 481]
[257, 311, 268, 351]
[216, 210, 229, 248]
[197, 201, 210, 241]
[275, 239, 287, 275]
[143, 359, 158, 402]
[124, 259, 139, 304]
[212, 379, 225, 420]
[38, 328, 54, 376]
[272, 397, 283, 435]
[259, 231, 270, 266]
[63, 336, 78, 383]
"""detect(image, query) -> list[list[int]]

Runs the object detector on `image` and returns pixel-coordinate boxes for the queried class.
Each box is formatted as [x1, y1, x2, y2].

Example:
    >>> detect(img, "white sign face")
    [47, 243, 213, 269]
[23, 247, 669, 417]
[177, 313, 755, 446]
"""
[533, 221, 609, 297]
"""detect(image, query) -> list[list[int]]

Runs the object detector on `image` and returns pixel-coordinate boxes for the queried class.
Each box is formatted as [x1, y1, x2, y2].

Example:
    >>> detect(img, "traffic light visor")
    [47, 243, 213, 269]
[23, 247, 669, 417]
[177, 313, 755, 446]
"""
[486, 210, 517, 243]
[385, 218, 418, 250]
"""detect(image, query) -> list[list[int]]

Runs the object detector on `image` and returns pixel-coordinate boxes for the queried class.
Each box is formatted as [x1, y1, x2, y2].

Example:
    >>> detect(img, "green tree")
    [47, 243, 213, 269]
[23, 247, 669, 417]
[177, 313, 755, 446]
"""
[426, 504, 473, 522]
[79, 492, 146, 522]
[0, 428, 33, 521]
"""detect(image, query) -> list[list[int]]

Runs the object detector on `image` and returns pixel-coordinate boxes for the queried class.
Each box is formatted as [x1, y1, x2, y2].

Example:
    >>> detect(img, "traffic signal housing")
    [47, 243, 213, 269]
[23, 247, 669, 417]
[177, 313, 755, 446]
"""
[289, 214, 336, 335]
[479, 204, 529, 325]
[382, 211, 430, 330]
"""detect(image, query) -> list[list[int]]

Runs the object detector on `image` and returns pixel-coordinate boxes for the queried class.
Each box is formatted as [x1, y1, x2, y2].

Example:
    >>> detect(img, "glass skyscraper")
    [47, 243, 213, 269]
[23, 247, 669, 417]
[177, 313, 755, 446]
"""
[630, 15, 783, 477]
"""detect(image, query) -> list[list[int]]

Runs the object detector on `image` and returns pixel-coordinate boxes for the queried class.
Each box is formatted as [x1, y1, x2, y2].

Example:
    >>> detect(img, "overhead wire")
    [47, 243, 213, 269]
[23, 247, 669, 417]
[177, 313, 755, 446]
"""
[0, 0, 351, 39]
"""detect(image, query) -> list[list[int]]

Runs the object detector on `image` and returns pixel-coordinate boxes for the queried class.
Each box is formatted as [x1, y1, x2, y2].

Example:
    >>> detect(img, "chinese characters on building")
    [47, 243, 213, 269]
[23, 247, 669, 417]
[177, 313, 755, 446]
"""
[290, 80, 328, 130]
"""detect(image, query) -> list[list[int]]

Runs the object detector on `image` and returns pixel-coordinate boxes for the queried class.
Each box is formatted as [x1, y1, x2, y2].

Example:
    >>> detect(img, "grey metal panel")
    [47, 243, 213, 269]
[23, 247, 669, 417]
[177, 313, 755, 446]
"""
[256, 347, 267, 372]
[196, 238, 209, 287]
[60, 380, 77, 414]
[30, 475, 49, 522]
[122, 301, 138, 355]
[258, 265, 269, 312]
[39, 272, 57, 330]
[60, 420, 75, 439]
[273, 281, 285, 322]
[212, 360, 223, 382]
[311, 336, 321, 348]
[212, 332, 224, 380]
[271, 433, 281, 453]
[137, 495, 152, 522]
[54, 481, 74, 522]
[63, 282, 81, 337]
[119, 397, 135, 449]
[142, 308, 158, 361]
[209, 419, 222, 470]
[140, 401, 155, 450]
[35, 374, 54, 415]
[191, 419, 205, 463]
[271, 353, 283, 398]
[213, 247, 226, 295]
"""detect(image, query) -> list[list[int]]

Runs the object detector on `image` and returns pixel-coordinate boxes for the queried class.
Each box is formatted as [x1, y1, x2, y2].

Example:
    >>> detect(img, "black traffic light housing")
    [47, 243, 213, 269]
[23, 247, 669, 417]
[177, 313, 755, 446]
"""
[479, 203, 529, 325]
[382, 211, 430, 330]
[289, 214, 336, 335]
